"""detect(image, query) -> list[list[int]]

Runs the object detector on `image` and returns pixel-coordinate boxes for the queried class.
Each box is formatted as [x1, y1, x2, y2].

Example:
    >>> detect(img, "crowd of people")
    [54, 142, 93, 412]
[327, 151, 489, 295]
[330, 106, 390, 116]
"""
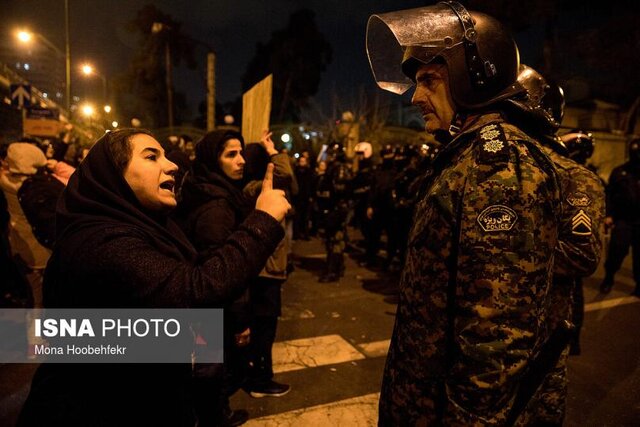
[0, 1, 637, 426]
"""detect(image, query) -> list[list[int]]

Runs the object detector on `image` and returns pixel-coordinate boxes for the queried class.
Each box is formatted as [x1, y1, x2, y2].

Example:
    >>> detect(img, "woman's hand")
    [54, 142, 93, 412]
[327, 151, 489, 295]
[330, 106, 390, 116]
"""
[256, 163, 291, 221]
[260, 130, 279, 156]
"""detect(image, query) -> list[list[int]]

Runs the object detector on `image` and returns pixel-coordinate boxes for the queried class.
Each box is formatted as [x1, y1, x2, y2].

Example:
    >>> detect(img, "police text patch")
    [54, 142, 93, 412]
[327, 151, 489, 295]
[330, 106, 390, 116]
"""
[567, 192, 591, 207]
[571, 210, 592, 235]
[477, 205, 518, 232]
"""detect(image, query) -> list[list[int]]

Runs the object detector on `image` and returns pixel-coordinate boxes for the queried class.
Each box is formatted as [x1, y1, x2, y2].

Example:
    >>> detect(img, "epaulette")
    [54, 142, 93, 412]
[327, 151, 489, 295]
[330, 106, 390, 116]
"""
[476, 122, 510, 164]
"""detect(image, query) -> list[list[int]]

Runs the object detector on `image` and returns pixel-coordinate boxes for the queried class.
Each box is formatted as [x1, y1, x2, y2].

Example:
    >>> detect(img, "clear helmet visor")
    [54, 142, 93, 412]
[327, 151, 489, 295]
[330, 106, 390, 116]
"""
[366, 4, 465, 95]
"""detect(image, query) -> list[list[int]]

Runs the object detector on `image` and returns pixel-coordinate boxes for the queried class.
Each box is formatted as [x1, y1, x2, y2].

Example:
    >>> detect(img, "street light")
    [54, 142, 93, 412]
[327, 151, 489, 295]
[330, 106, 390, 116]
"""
[15, 27, 71, 115]
[80, 103, 95, 118]
[80, 62, 108, 104]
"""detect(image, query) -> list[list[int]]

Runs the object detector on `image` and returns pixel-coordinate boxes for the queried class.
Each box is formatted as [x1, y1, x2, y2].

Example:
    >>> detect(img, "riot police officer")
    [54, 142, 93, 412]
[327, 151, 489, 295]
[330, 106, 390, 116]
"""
[600, 137, 640, 297]
[558, 128, 603, 354]
[351, 142, 374, 245]
[367, 2, 563, 424]
[391, 145, 421, 269]
[506, 66, 605, 425]
[316, 143, 352, 282]
[365, 144, 398, 269]
[561, 130, 595, 167]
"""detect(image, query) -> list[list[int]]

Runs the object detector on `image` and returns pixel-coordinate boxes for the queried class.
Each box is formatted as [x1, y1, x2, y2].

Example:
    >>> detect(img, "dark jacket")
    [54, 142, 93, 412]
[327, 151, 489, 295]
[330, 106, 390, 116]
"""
[18, 172, 65, 250]
[177, 162, 252, 330]
[606, 162, 640, 223]
[18, 132, 283, 427]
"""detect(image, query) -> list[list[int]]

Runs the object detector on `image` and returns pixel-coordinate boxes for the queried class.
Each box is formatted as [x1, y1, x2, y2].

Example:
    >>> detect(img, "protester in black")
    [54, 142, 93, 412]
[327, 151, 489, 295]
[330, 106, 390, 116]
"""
[18, 128, 290, 427]
[176, 129, 252, 426]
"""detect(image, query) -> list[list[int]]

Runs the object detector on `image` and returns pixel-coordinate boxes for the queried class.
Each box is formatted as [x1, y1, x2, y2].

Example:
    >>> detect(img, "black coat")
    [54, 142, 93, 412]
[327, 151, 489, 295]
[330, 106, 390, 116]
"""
[176, 163, 252, 330]
[18, 132, 283, 427]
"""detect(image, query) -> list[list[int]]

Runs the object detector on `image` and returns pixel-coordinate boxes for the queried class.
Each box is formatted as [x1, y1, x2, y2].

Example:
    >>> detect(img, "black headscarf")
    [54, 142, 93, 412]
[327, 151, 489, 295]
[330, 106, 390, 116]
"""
[193, 129, 245, 179]
[187, 129, 250, 216]
[55, 129, 196, 261]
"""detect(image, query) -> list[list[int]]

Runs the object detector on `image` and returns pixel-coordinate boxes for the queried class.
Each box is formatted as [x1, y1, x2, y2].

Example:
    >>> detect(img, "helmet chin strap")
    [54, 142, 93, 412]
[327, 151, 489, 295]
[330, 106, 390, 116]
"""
[435, 112, 465, 144]
[448, 112, 465, 135]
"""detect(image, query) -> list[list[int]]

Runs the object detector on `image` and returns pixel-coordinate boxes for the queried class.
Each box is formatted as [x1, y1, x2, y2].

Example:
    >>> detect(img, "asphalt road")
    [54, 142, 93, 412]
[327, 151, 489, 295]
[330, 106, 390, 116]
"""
[1, 232, 639, 426]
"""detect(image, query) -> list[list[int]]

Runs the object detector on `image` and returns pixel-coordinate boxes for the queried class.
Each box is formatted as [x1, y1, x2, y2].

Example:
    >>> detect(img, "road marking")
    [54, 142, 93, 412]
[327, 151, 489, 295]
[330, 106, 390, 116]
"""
[273, 334, 366, 374]
[274, 296, 639, 372]
[357, 339, 390, 358]
[244, 392, 380, 426]
[584, 296, 639, 312]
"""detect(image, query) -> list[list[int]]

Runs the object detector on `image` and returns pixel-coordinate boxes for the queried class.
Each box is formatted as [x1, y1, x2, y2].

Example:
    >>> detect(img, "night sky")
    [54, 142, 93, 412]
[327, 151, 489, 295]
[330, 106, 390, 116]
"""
[2, 1, 635, 122]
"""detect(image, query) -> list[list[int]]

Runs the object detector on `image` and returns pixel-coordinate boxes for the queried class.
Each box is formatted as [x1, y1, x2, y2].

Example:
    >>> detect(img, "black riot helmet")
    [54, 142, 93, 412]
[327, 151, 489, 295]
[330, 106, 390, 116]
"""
[394, 144, 413, 169]
[543, 81, 565, 127]
[379, 144, 395, 168]
[380, 144, 395, 159]
[367, 1, 523, 110]
[560, 130, 595, 165]
[506, 65, 562, 137]
[327, 142, 346, 162]
[628, 137, 640, 166]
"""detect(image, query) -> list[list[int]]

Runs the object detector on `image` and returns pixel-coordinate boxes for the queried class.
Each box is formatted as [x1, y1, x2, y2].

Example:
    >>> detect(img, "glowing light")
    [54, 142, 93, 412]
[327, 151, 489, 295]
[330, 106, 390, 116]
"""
[112, 121, 119, 128]
[280, 133, 291, 143]
[80, 104, 95, 117]
[16, 31, 33, 43]
[81, 64, 94, 75]
[103, 105, 112, 113]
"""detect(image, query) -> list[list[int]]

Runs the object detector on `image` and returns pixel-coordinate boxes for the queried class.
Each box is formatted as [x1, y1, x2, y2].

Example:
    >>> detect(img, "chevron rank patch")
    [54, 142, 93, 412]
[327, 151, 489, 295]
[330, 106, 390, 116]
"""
[477, 205, 518, 232]
[571, 209, 592, 235]
[567, 192, 591, 207]
[477, 123, 509, 163]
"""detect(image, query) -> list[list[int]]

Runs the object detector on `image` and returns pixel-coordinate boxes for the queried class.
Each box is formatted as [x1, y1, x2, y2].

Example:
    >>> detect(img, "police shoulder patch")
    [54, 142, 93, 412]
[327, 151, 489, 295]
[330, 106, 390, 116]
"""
[477, 205, 518, 232]
[477, 123, 509, 163]
[566, 192, 591, 207]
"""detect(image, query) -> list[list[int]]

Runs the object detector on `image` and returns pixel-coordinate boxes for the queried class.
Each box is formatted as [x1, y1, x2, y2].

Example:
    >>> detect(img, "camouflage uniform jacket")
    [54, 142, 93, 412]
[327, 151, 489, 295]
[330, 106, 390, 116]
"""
[542, 145, 605, 281]
[379, 113, 562, 426]
[535, 144, 606, 327]
[515, 144, 605, 426]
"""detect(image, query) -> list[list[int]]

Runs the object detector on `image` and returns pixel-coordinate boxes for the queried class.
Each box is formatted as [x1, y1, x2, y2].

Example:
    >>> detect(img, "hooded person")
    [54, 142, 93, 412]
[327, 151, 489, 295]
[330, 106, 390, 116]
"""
[177, 130, 251, 248]
[175, 129, 253, 426]
[17, 128, 290, 427]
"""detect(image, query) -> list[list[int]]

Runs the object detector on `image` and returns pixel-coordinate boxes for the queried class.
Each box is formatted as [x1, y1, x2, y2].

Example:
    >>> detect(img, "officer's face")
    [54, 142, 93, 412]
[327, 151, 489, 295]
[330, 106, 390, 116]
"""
[411, 64, 455, 134]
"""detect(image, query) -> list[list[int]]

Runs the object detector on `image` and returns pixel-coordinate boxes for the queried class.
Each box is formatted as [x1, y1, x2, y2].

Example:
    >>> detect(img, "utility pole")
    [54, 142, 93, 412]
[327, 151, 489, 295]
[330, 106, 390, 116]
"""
[207, 52, 215, 131]
[152, 22, 174, 133]
[64, 0, 71, 116]
[165, 41, 174, 132]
